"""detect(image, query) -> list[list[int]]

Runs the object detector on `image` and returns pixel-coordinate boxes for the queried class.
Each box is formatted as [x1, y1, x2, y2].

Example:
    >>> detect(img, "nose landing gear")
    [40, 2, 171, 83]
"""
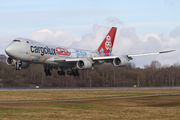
[15, 60, 22, 70]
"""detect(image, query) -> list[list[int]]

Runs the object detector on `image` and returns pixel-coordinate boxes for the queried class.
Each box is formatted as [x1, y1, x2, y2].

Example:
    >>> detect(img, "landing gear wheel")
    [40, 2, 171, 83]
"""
[67, 71, 71, 75]
[44, 68, 51, 76]
[57, 69, 65, 76]
[69, 69, 79, 77]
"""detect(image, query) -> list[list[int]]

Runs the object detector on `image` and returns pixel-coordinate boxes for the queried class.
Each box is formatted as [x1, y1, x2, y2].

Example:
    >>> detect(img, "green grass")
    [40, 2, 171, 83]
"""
[0, 88, 179, 102]
[0, 88, 180, 119]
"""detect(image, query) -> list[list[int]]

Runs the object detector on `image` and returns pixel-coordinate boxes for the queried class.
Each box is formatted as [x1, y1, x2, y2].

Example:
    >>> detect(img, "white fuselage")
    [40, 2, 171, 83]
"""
[5, 38, 102, 67]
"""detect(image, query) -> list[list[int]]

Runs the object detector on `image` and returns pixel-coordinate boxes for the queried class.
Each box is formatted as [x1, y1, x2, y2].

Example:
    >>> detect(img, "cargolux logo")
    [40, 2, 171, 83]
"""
[105, 35, 112, 50]
[30, 46, 56, 56]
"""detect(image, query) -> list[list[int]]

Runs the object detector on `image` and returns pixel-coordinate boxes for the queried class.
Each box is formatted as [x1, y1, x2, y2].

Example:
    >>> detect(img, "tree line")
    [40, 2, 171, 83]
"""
[0, 60, 180, 87]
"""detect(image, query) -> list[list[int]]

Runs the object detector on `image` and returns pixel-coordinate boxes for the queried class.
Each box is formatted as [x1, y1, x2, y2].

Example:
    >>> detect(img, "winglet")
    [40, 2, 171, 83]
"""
[159, 50, 176, 54]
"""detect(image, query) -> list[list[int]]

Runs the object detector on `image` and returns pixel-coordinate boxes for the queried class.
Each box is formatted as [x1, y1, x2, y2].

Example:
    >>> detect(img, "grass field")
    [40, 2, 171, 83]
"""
[0, 88, 180, 120]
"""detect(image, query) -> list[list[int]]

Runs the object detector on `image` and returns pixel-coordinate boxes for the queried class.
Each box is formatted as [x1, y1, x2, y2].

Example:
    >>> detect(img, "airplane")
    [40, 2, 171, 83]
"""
[5, 27, 175, 76]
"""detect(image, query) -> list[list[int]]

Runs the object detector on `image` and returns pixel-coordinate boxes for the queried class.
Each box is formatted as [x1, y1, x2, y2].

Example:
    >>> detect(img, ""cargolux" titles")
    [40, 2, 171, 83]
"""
[30, 46, 56, 56]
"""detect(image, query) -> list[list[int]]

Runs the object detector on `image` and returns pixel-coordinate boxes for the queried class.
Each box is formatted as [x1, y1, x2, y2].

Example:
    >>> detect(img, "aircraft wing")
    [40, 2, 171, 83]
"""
[48, 50, 175, 63]
[53, 56, 124, 62]
[48, 56, 118, 64]
[93, 50, 176, 61]
[127, 50, 175, 60]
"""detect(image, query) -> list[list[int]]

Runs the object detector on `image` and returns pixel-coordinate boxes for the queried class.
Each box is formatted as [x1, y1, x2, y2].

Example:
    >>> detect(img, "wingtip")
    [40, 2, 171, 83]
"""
[159, 50, 176, 54]
[170, 50, 176, 52]
[167, 50, 176, 53]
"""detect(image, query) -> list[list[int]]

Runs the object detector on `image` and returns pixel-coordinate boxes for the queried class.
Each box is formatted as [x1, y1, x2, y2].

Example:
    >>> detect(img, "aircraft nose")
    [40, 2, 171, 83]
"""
[5, 44, 20, 57]
[5, 45, 13, 56]
[5, 46, 11, 54]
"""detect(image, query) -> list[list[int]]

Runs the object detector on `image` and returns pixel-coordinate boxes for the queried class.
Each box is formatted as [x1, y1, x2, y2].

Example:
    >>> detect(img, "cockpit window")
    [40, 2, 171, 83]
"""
[13, 40, 21, 42]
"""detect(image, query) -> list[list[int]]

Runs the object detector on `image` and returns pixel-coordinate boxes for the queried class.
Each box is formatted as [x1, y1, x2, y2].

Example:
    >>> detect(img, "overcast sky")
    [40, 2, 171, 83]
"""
[0, 0, 180, 67]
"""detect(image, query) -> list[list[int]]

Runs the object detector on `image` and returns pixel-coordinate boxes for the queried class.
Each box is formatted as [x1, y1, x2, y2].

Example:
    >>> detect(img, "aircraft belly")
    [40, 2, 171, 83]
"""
[58, 62, 76, 67]
[44, 61, 76, 67]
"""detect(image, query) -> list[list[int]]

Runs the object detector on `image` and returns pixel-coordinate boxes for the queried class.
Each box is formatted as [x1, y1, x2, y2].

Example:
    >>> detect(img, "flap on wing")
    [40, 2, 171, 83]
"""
[54, 57, 82, 62]
[45, 57, 80, 63]
[93, 56, 118, 60]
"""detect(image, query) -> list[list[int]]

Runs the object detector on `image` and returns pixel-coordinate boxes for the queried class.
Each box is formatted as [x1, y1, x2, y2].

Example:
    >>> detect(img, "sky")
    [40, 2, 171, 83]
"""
[0, 0, 180, 67]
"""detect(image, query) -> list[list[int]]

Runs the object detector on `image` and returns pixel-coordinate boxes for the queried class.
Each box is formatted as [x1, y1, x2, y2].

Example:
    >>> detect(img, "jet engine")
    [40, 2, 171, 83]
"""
[6, 57, 30, 69]
[113, 57, 128, 67]
[76, 59, 92, 69]
[6, 57, 15, 66]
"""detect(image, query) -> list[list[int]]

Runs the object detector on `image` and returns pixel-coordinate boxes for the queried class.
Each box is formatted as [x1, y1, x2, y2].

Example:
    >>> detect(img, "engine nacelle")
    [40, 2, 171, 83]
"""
[76, 59, 92, 69]
[113, 57, 128, 67]
[6, 57, 30, 69]
[6, 57, 16, 66]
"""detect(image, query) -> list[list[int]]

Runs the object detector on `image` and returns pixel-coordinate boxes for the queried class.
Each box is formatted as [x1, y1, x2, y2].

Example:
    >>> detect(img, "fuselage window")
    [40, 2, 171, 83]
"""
[13, 40, 21, 42]
[60, 49, 65, 54]
[65, 50, 69, 53]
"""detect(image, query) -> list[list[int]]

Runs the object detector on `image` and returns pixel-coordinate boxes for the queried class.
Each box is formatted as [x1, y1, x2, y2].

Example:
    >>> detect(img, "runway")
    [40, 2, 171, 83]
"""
[0, 86, 180, 90]
[0, 93, 179, 104]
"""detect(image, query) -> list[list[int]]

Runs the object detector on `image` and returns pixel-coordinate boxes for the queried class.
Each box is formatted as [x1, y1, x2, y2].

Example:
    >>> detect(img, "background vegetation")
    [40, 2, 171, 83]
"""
[0, 60, 180, 87]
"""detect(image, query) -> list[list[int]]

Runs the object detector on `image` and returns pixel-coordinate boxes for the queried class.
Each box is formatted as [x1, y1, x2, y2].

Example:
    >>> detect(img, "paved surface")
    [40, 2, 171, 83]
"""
[0, 93, 179, 104]
[1, 87, 180, 90]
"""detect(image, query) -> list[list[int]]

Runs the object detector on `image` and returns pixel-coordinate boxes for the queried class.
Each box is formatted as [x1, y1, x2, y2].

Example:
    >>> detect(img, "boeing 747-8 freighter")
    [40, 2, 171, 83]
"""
[5, 27, 175, 76]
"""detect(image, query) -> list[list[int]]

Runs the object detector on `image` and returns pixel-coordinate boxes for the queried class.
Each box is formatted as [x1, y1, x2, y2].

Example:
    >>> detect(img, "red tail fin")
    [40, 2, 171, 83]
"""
[97, 27, 117, 56]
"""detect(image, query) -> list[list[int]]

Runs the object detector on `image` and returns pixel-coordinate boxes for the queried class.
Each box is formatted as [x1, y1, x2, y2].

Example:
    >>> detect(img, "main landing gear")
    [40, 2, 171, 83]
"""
[57, 69, 79, 76]
[57, 69, 65, 75]
[44, 67, 51, 76]
[44, 67, 79, 77]
[67, 69, 79, 76]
